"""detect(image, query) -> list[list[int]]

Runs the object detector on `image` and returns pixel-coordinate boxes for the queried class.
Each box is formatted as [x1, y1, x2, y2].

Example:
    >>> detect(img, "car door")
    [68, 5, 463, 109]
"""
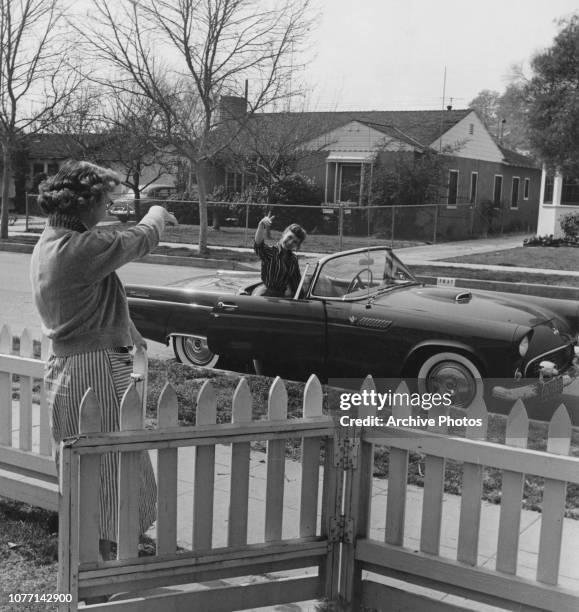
[323, 299, 408, 379]
[207, 295, 326, 379]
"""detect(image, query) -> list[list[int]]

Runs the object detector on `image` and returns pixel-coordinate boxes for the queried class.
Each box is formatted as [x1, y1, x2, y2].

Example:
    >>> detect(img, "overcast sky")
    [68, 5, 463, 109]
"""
[302, 0, 578, 111]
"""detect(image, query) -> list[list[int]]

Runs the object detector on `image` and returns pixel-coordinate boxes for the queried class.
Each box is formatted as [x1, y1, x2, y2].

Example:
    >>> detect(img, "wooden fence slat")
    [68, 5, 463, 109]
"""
[341, 375, 376, 607]
[496, 399, 529, 574]
[300, 374, 323, 538]
[78, 389, 102, 564]
[18, 328, 33, 452]
[228, 377, 252, 547]
[193, 380, 217, 549]
[420, 401, 448, 555]
[118, 384, 143, 560]
[39, 334, 51, 457]
[385, 381, 412, 546]
[457, 395, 489, 565]
[132, 346, 148, 420]
[537, 405, 572, 585]
[265, 377, 287, 542]
[0, 325, 12, 447]
[156, 383, 179, 555]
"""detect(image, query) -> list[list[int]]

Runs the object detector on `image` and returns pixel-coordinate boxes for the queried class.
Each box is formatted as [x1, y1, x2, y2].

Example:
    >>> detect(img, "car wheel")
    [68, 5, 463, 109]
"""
[417, 352, 482, 409]
[172, 335, 219, 368]
[115, 214, 129, 223]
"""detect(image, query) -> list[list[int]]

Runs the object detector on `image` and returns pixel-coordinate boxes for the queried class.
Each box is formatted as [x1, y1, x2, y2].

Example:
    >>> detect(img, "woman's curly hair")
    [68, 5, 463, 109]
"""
[37, 160, 121, 216]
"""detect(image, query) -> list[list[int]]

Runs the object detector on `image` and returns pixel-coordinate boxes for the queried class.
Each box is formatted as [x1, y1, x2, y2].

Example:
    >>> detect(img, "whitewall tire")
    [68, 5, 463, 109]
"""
[417, 351, 483, 409]
[172, 335, 220, 368]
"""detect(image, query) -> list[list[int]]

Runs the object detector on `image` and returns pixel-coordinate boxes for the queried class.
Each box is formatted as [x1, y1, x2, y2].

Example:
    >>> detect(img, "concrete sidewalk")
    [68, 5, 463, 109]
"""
[140, 444, 579, 611]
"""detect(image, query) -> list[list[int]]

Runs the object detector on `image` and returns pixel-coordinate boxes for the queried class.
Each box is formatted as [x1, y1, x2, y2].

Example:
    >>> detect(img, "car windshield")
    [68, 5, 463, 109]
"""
[311, 248, 417, 299]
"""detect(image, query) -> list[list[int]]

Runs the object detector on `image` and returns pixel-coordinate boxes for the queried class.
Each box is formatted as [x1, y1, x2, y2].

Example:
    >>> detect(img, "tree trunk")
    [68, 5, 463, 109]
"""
[197, 160, 209, 255]
[0, 147, 12, 239]
[133, 170, 141, 219]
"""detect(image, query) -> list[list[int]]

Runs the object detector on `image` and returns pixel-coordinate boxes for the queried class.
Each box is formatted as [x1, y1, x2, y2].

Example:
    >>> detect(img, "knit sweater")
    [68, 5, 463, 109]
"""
[30, 208, 166, 356]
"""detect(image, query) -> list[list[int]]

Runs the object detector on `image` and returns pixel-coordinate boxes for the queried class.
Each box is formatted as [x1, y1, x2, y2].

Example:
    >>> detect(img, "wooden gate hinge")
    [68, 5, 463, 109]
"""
[328, 515, 354, 545]
[334, 438, 359, 469]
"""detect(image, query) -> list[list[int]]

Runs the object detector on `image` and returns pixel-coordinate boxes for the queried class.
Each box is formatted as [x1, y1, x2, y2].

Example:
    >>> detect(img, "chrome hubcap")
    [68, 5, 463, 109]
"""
[426, 361, 477, 409]
[183, 336, 214, 365]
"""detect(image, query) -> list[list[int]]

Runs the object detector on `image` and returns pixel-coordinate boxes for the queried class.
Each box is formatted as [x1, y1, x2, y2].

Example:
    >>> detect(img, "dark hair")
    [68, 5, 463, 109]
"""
[285, 223, 307, 244]
[37, 160, 120, 216]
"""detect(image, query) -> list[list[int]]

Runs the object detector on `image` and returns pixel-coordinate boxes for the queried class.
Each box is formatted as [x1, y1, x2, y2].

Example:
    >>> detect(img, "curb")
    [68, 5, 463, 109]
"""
[416, 275, 579, 300]
[0, 240, 258, 272]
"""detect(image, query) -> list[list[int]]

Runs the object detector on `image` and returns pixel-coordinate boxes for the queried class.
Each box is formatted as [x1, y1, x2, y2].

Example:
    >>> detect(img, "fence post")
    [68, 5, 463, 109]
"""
[338, 203, 344, 251]
[25, 192, 29, 232]
[433, 204, 439, 244]
[244, 202, 250, 247]
[390, 205, 396, 247]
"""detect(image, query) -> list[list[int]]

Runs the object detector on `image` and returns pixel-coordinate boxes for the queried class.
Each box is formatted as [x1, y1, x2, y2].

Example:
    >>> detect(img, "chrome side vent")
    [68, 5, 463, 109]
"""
[455, 291, 472, 303]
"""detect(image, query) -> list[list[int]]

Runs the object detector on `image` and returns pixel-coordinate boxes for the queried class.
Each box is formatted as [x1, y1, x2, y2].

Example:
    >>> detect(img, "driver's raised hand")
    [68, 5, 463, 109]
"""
[259, 212, 275, 228]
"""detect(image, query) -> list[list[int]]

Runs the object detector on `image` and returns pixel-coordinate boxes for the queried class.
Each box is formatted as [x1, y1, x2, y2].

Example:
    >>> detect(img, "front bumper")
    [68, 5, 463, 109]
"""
[492, 356, 579, 402]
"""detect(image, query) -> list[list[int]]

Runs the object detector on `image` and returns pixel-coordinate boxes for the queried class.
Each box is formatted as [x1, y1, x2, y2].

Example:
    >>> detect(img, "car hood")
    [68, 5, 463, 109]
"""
[369, 285, 565, 329]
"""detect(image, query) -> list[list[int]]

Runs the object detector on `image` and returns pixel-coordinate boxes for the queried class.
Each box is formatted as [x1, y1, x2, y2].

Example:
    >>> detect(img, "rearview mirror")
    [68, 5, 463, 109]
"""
[358, 257, 374, 266]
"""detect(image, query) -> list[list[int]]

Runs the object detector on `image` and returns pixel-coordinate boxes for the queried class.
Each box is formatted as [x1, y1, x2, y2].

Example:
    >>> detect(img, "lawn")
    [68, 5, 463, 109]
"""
[441, 245, 579, 271]
[147, 223, 422, 253]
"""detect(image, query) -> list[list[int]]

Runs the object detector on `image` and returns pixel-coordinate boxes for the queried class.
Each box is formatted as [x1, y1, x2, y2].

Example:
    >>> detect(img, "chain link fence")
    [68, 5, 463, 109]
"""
[22, 194, 478, 250]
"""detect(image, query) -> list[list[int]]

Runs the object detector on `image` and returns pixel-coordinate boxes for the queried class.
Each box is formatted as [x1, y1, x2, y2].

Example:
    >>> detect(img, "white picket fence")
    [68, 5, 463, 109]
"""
[0, 325, 148, 512]
[0, 325, 57, 510]
[56, 374, 579, 611]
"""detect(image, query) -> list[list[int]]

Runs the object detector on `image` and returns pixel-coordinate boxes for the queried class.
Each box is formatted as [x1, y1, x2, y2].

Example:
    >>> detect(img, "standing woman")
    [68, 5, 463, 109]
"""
[30, 160, 177, 558]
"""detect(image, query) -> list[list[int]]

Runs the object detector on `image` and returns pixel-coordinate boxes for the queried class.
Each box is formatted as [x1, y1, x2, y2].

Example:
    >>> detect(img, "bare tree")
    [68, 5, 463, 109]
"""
[0, 0, 80, 238]
[86, 0, 315, 253]
[100, 90, 176, 216]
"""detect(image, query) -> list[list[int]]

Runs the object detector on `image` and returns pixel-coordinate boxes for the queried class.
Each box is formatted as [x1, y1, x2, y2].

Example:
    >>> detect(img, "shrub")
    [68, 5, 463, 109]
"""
[560, 212, 579, 241]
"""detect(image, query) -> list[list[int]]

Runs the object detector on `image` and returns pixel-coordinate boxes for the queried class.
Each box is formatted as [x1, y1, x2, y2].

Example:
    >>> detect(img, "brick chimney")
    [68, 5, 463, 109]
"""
[217, 95, 248, 123]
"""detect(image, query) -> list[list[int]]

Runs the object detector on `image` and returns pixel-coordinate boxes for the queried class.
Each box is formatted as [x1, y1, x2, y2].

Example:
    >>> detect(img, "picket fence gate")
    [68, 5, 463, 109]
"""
[57, 374, 579, 612]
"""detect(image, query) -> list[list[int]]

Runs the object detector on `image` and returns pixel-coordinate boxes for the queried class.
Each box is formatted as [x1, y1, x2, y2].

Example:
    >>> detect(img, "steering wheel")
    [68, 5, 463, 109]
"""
[346, 268, 374, 293]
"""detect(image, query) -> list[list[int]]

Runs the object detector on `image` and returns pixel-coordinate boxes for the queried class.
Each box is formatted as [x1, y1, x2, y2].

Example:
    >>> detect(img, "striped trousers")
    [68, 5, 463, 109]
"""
[45, 349, 157, 542]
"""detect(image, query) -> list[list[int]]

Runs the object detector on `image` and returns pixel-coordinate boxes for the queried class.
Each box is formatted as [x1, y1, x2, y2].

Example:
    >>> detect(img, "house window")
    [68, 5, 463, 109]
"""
[493, 175, 503, 205]
[447, 170, 459, 207]
[468, 123, 474, 135]
[562, 177, 579, 204]
[543, 174, 554, 203]
[511, 177, 520, 209]
[523, 178, 530, 200]
[470, 172, 478, 204]
[225, 170, 243, 193]
[32, 162, 45, 176]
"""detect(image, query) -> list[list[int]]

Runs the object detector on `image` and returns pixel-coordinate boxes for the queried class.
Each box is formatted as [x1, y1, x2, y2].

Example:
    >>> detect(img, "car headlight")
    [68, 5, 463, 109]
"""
[518, 334, 530, 357]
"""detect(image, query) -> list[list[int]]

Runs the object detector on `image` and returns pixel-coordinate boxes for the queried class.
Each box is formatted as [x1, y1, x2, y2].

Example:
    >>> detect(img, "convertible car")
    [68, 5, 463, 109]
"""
[127, 246, 579, 410]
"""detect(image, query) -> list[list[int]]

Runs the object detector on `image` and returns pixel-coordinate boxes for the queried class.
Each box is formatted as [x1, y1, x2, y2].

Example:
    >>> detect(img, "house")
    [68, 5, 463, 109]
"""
[7, 133, 175, 214]
[214, 104, 542, 239]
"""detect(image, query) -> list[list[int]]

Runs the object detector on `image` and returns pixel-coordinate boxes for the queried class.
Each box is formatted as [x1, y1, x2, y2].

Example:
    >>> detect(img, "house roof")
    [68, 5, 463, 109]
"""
[498, 145, 540, 169]
[23, 133, 110, 159]
[251, 108, 472, 147]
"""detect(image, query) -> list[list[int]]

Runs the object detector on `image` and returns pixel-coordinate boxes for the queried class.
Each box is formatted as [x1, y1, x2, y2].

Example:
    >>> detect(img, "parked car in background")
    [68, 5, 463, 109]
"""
[127, 246, 579, 414]
[108, 184, 177, 222]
